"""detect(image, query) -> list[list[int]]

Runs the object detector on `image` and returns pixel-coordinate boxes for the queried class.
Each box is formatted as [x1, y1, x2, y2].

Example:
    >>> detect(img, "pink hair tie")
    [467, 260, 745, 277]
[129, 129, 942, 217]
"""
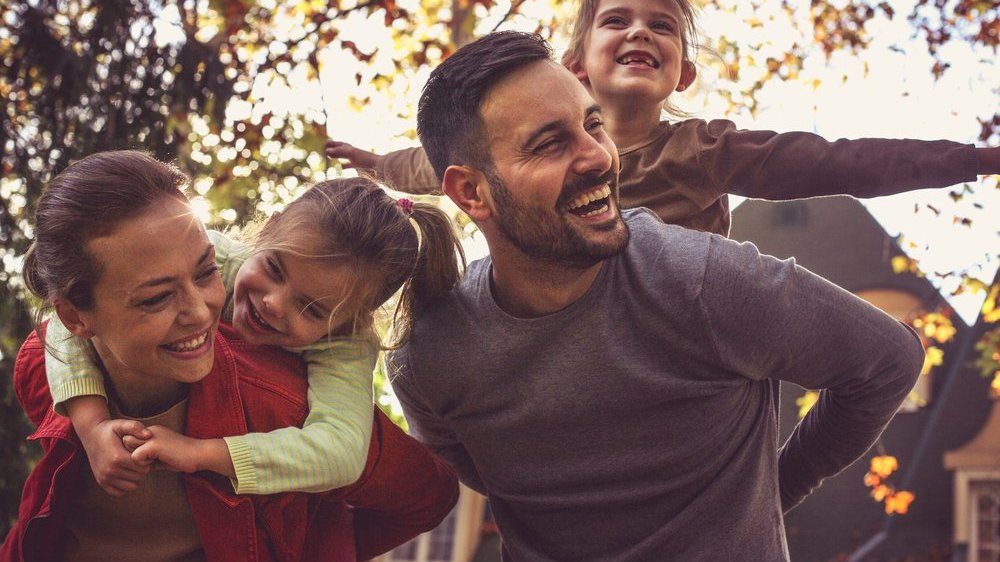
[397, 198, 414, 215]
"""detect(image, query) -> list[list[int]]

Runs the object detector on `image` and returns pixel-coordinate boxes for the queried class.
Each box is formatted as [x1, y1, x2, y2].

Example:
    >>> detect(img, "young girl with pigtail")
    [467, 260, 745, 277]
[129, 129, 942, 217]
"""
[326, 0, 998, 237]
[45, 175, 464, 495]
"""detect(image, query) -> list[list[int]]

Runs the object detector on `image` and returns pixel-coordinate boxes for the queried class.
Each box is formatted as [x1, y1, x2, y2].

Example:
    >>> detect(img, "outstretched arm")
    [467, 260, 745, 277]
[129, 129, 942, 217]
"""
[325, 139, 442, 195]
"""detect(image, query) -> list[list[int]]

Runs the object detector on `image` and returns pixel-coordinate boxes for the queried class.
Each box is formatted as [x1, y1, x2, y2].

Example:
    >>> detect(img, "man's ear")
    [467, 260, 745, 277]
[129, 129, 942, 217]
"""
[675, 61, 697, 93]
[442, 165, 493, 222]
[54, 299, 95, 339]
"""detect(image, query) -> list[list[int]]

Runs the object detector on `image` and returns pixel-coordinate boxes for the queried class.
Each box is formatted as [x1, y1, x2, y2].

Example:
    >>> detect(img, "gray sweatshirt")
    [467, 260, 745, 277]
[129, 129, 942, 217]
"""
[389, 209, 924, 562]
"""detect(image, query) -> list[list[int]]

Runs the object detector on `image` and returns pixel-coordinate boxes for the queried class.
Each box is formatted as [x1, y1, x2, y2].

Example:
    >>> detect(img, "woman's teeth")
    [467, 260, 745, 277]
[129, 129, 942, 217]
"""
[164, 332, 208, 352]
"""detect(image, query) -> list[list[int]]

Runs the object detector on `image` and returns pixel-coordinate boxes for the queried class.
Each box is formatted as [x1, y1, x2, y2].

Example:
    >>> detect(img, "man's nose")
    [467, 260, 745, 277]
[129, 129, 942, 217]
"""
[573, 133, 614, 178]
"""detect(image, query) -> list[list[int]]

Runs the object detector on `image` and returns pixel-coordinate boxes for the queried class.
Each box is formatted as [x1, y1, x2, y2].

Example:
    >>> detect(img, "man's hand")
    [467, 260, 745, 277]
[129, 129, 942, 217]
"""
[77, 418, 153, 496]
[325, 140, 383, 172]
[130, 427, 235, 478]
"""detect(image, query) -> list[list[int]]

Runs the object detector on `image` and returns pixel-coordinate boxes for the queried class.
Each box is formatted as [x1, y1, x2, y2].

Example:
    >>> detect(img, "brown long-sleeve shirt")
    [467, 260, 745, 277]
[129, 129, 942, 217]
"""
[376, 118, 979, 236]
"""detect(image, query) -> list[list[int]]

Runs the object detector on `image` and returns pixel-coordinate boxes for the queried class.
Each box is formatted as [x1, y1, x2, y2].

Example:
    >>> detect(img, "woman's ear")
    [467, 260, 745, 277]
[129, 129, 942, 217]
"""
[675, 61, 697, 92]
[54, 299, 95, 339]
[442, 165, 493, 223]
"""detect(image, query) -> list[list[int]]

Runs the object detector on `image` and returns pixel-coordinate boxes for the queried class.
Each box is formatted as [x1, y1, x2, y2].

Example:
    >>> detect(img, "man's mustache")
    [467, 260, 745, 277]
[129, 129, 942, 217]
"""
[557, 170, 617, 208]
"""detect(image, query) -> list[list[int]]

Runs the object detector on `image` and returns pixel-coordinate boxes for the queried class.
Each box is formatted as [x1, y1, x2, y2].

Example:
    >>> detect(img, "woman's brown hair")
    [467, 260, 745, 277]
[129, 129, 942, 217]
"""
[24, 150, 191, 325]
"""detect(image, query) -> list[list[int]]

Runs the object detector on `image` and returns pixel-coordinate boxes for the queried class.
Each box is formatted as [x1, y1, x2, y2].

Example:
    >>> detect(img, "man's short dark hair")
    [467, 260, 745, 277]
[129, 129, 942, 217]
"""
[417, 31, 553, 181]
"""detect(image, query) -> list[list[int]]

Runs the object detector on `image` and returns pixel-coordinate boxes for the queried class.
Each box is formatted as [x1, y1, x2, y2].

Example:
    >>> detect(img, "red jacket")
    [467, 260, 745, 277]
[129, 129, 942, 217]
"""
[2, 324, 458, 562]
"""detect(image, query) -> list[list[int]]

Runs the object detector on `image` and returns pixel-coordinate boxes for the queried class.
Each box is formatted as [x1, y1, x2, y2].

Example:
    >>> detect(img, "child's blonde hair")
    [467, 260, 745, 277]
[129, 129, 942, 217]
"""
[246, 177, 465, 347]
[560, 0, 701, 116]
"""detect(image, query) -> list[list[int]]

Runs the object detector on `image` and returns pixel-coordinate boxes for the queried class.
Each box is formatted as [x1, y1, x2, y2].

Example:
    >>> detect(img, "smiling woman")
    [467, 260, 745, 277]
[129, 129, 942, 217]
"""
[3, 150, 459, 562]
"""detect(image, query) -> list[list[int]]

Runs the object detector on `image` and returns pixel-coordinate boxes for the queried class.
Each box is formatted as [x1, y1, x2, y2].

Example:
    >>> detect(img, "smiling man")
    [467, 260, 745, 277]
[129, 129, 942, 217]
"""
[388, 31, 925, 562]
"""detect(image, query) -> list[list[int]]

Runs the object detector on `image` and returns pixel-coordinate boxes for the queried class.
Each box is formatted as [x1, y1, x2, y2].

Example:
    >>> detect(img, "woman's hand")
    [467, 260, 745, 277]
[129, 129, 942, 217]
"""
[130, 427, 236, 478]
[78, 418, 153, 496]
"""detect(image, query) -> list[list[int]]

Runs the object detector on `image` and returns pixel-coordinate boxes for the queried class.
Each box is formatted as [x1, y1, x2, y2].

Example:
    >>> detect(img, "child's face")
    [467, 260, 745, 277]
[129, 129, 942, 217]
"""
[574, 0, 694, 110]
[232, 242, 359, 348]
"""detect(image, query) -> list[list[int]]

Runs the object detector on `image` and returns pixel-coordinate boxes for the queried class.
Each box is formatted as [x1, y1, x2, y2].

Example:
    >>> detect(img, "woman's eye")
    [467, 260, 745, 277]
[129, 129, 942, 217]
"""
[198, 265, 220, 282]
[140, 293, 171, 308]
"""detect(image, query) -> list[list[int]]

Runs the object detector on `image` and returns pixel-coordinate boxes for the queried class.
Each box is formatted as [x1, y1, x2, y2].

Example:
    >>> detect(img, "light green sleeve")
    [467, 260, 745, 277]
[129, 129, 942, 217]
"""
[207, 229, 251, 321]
[223, 333, 378, 494]
[44, 315, 107, 415]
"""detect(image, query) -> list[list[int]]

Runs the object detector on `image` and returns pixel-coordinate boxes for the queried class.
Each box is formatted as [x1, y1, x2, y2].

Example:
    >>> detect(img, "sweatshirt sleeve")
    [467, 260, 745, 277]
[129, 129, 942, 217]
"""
[696, 235, 924, 512]
[223, 336, 376, 494]
[681, 119, 979, 200]
[387, 344, 488, 494]
[44, 314, 107, 415]
[375, 146, 443, 195]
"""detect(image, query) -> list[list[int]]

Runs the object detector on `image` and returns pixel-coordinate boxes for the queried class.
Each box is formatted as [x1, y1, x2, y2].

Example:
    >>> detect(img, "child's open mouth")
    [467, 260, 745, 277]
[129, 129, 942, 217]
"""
[566, 185, 612, 218]
[247, 299, 278, 333]
[616, 52, 660, 69]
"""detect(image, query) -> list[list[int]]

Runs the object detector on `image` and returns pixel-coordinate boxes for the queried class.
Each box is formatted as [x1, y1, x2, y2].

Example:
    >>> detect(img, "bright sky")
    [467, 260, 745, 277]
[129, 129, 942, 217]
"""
[203, 0, 1000, 323]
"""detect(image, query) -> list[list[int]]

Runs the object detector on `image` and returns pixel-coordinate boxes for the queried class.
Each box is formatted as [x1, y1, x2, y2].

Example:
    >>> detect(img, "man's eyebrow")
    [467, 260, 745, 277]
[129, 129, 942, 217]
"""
[136, 244, 214, 289]
[523, 104, 604, 148]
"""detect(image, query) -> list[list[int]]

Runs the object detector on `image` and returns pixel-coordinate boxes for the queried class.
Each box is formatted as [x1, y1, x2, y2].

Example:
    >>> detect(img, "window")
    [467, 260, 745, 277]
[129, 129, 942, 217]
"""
[973, 481, 1000, 562]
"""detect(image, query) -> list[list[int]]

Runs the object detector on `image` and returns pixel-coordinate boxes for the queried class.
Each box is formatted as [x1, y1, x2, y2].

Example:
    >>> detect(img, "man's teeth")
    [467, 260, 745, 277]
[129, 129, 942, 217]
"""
[165, 332, 208, 352]
[579, 204, 610, 218]
[568, 185, 612, 211]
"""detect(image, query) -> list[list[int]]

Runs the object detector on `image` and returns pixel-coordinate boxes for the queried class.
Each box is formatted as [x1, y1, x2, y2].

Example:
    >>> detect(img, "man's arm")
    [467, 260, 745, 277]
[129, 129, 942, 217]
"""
[696, 236, 924, 512]
[336, 409, 460, 561]
[387, 346, 488, 494]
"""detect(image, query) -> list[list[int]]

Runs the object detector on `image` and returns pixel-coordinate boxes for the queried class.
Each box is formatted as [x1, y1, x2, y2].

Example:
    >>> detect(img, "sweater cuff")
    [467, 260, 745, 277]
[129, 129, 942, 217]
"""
[224, 436, 258, 494]
[964, 144, 982, 178]
[51, 379, 108, 416]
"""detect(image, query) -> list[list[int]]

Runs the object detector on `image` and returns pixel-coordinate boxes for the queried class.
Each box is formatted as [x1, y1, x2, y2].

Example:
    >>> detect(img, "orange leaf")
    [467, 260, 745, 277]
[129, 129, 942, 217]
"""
[885, 491, 915, 515]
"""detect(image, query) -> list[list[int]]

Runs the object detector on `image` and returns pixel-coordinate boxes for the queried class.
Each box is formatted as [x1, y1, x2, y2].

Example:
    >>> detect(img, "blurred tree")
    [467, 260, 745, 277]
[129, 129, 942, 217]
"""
[1, 0, 996, 540]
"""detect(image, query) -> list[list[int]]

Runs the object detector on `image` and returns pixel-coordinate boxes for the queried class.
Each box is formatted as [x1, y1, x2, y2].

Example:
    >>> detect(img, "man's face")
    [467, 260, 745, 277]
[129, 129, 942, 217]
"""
[478, 60, 629, 268]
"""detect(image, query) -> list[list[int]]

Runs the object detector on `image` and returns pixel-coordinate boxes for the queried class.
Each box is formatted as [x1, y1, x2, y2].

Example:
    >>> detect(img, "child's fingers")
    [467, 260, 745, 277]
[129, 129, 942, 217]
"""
[110, 419, 152, 441]
[121, 434, 148, 452]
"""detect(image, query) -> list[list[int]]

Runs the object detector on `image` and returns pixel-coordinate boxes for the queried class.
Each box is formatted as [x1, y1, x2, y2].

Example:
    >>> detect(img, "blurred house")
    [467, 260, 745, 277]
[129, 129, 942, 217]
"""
[377, 196, 1000, 562]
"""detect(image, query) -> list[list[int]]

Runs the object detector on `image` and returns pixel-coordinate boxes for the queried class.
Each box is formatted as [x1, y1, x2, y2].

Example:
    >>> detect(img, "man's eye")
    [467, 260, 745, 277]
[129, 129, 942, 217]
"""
[534, 139, 561, 154]
[586, 119, 604, 132]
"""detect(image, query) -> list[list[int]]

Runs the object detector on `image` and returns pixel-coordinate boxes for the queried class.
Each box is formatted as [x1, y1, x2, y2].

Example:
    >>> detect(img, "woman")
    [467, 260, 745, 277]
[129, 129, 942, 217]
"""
[2, 151, 458, 562]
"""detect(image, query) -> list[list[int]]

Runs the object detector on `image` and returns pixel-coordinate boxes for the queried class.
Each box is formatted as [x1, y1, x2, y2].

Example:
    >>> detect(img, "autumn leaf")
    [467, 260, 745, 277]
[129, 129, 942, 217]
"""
[870, 455, 898, 479]
[796, 391, 819, 419]
[884, 491, 915, 515]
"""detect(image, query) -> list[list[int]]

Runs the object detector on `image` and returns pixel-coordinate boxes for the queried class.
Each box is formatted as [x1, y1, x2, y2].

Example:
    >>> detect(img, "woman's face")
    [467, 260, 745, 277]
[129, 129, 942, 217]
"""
[71, 197, 225, 388]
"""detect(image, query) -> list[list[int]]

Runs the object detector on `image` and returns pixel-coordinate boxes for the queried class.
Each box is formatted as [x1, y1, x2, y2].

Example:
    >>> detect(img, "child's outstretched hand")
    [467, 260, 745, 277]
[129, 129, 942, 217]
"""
[77, 418, 153, 497]
[130, 426, 236, 478]
[325, 140, 383, 172]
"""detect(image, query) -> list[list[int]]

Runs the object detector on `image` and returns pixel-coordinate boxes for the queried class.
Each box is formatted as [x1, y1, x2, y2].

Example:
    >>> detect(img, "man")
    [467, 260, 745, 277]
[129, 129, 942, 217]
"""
[389, 31, 923, 561]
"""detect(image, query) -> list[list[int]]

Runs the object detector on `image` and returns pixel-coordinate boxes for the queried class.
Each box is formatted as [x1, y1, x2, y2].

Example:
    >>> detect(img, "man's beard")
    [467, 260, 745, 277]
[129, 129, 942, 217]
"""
[486, 168, 629, 269]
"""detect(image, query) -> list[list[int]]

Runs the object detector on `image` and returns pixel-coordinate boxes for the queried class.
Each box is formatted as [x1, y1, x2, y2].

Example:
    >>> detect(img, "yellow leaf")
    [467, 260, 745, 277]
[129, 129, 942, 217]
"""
[991, 372, 1000, 398]
[796, 391, 819, 419]
[885, 491, 915, 515]
[871, 483, 891, 501]
[921, 346, 944, 376]
[870, 455, 898, 479]
[891, 256, 911, 274]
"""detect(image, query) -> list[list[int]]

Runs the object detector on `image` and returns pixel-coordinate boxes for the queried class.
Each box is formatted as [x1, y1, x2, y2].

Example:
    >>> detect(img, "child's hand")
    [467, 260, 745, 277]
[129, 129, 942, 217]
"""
[131, 426, 235, 478]
[325, 140, 382, 171]
[77, 418, 153, 497]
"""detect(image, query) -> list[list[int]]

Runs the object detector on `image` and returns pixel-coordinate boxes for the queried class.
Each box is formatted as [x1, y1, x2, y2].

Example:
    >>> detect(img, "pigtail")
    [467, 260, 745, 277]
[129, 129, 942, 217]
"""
[390, 202, 466, 347]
